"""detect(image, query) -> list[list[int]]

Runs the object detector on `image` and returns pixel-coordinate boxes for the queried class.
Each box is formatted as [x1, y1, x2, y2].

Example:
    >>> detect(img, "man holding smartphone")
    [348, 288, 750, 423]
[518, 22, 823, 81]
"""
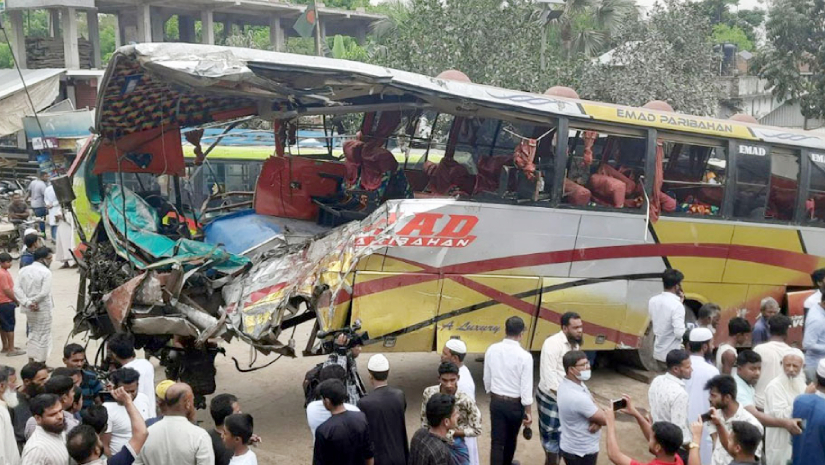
[603, 395, 686, 465]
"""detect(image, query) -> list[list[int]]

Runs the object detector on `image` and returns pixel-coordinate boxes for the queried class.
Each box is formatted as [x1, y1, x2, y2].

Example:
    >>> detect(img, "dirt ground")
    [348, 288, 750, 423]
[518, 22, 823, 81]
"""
[5, 265, 658, 465]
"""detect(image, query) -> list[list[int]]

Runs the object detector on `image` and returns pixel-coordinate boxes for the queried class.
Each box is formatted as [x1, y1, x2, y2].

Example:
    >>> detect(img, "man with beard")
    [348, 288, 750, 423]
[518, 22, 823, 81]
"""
[754, 315, 792, 408]
[538, 312, 583, 465]
[648, 349, 692, 463]
[704, 375, 763, 465]
[733, 350, 801, 436]
[421, 362, 482, 465]
[21, 393, 69, 465]
[763, 349, 806, 465]
[0, 365, 20, 465]
[24, 375, 79, 439]
[10, 362, 48, 451]
[685, 328, 718, 465]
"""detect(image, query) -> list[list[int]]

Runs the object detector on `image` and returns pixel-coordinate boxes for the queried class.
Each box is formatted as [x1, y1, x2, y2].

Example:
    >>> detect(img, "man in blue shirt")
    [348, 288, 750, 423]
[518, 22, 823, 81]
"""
[63, 344, 104, 409]
[803, 295, 825, 382]
[751, 297, 778, 346]
[791, 359, 825, 465]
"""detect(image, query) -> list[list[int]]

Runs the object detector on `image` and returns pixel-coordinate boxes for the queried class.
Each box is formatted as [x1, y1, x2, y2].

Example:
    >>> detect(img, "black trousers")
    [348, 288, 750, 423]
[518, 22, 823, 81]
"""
[490, 396, 524, 465]
[561, 451, 598, 465]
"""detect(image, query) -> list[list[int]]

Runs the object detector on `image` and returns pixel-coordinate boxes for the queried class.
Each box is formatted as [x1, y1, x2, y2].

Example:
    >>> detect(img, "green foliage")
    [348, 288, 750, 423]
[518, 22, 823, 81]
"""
[711, 23, 753, 51]
[293, 0, 369, 9]
[330, 35, 368, 61]
[99, 15, 117, 64]
[579, 0, 720, 115]
[287, 37, 317, 55]
[692, 0, 764, 44]
[551, 0, 640, 59]
[758, 0, 825, 119]
[370, 0, 579, 92]
[0, 43, 13, 69]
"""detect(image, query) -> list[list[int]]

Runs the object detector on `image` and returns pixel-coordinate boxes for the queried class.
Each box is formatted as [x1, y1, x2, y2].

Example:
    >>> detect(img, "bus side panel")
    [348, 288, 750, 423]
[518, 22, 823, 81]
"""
[722, 224, 809, 286]
[680, 282, 749, 341]
[531, 279, 626, 351]
[437, 275, 540, 353]
[652, 219, 733, 283]
[620, 279, 663, 348]
[352, 271, 442, 352]
[569, 215, 664, 278]
[798, 228, 825, 272]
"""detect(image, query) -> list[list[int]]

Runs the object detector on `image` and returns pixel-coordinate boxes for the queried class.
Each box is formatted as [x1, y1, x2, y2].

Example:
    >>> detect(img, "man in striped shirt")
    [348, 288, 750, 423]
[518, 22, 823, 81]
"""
[21, 393, 69, 465]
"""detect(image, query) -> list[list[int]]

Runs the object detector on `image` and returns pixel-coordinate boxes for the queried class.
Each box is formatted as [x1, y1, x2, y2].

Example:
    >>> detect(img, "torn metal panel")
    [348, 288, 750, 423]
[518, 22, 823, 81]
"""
[102, 273, 149, 330]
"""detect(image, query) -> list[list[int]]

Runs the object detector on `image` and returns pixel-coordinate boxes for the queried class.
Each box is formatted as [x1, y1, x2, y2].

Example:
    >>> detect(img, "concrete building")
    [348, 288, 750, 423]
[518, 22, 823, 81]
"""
[4, 0, 384, 71]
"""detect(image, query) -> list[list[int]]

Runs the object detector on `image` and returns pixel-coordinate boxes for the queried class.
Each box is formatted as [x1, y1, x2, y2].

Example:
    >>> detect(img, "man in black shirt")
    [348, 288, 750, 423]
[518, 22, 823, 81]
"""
[409, 394, 457, 465]
[357, 354, 408, 465]
[313, 379, 374, 465]
[208, 393, 239, 465]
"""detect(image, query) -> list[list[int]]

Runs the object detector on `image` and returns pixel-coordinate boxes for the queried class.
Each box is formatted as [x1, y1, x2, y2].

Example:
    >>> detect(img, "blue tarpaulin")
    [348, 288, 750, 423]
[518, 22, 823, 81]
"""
[202, 209, 286, 255]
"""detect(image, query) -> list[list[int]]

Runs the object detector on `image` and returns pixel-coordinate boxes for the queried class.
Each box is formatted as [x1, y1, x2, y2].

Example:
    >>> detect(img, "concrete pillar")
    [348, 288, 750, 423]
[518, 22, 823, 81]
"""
[269, 16, 283, 51]
[7, 10, 27, 69]
[179, 15, 196, 43]
[62, 7, 80, 69]
[114, 13, 122, 47]
[50, 9, 60, 37]
[201, 10, 215, 45]
[87, 10, 101, 68]
[150, 9, 165, 42]
[354, 24, 366, 45]
[136, 4, 152, 43]
[315, 18, 326, 55]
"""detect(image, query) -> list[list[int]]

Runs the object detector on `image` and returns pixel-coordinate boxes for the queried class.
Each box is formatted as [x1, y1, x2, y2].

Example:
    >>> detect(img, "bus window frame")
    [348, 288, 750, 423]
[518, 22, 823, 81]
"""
[556, 118, 650, 214]
[728, 139, 776, 222]
[800, 148, 825, 226]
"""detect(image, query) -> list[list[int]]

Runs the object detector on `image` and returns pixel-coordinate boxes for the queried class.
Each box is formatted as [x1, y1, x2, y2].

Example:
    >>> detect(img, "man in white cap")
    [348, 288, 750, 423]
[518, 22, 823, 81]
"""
[685, 327, 718, 465]
[357, 354, 408, 465]
[764, 348, 806, 465]
[441, 338, 479, 465]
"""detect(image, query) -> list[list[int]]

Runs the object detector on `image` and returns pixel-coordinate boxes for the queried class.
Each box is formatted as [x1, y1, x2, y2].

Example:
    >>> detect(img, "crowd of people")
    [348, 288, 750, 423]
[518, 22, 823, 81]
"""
[0, 335, 259, 465]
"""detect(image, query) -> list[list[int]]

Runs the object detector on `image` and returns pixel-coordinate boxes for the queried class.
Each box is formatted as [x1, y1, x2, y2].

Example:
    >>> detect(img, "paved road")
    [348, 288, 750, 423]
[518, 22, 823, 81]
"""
[5, 265, 656, 464]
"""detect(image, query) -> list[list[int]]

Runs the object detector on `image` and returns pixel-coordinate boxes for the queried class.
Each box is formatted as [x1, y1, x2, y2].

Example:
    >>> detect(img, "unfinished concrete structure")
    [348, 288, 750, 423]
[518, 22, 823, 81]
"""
[5, 0, 383, 70]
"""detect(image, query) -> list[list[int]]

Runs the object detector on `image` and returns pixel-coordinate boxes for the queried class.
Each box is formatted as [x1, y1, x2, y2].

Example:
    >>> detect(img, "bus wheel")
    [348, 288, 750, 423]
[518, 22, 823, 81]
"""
[633, 323, 659, 372]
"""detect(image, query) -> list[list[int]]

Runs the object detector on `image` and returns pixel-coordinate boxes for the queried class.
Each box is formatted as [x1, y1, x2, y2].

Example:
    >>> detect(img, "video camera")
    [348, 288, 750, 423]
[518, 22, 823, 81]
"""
[317, 322, 370, 355]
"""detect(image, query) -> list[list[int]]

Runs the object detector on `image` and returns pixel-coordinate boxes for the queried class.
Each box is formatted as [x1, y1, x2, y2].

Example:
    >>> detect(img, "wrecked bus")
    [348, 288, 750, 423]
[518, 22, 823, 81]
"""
[71, 43, 825, 398]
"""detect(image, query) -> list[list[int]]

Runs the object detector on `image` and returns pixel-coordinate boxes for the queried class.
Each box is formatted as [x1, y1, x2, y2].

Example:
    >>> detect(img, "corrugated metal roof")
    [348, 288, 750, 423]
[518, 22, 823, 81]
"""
[0, 68, 65, 101]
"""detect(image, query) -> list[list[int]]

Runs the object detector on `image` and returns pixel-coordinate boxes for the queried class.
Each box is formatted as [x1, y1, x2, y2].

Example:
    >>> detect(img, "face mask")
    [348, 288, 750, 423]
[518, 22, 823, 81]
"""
[4, 389, 18, 409]
[576, 370, 592, 381]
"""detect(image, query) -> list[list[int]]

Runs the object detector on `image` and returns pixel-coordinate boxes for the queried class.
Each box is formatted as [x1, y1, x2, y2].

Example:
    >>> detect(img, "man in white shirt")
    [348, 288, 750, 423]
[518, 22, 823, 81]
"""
[557, 350, 606, 465]
[108, 333, 156, 418]
[134, 383, 214, 465]
[483, 316, 533, 465]
[648, 269, 686, 370]
[305, 364, 360, 439]
[803, 268, 825, 311]
[537, 312, 582, 465]
[26, 173, 48, 226]
[648, 349, 692, 462]
[734, 350, 802, 438]
[753, 314, 792, 408]
[14, 247, 54, 363]
[21, 393, 70, 465]
[764, 349, 806, 465]
[704, 375, 763, 465]
[103, 368, 153, 456]
[441, 338, 479, 465]
[685, 328, 719, 465]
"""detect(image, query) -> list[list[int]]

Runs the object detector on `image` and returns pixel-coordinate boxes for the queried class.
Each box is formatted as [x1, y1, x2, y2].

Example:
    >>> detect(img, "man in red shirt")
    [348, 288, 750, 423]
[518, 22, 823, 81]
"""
[0, 253, 22, 356]
[604, 395, 686, 465]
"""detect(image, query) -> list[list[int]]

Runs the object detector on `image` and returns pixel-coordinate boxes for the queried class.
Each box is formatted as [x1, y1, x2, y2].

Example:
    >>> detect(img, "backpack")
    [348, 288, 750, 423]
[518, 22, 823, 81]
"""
[302, 362, 325, 407]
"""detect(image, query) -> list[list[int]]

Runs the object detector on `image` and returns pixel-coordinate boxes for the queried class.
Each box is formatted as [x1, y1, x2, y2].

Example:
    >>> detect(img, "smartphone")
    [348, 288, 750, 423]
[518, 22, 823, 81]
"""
[701, 411, 713, 422]
[99, 391, 115, 403]
[612, 398, 627, 411]
[797, 419, 805, 431]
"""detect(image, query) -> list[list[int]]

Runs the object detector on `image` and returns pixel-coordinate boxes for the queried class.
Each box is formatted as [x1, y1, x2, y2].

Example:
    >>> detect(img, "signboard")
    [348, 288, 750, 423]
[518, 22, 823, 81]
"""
[32, 137, 59, 150]
[737, 143, 769, 157]
[811, 152, 825, 165]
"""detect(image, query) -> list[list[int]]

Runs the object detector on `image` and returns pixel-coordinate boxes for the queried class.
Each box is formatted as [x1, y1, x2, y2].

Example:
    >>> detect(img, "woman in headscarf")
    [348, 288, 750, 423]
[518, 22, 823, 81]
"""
[763, 348, 806, 465]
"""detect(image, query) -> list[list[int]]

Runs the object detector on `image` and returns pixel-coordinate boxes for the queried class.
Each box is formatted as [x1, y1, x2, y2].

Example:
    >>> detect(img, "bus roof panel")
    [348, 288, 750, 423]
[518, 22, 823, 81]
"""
[95, 43, 825, 151]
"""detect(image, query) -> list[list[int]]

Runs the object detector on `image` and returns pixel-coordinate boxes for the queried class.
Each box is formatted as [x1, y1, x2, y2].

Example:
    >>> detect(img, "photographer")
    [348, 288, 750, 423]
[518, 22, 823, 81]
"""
[323, 333, 366, 405]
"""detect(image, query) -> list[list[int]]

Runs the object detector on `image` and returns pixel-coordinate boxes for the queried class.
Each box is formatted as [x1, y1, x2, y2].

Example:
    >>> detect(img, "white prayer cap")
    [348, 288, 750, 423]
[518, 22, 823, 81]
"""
[367, 354, 389, 372]
[445, 338, 467, 354]
[689, 327, 713, 343]
[818, 358, 825, 379]
[784, 348, 804, 362]
[23, 228, 38, 237]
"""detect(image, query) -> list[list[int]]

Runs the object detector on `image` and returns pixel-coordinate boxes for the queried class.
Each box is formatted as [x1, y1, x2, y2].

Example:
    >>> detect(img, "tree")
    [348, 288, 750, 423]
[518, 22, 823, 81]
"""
[757, 0, 825, 119]
[579, 0, 721, 115]
[692, 0, 764, 45]
[711, 23, 754, 51]
[548, 0, 639, 59]
[370, 0, 580, 92]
